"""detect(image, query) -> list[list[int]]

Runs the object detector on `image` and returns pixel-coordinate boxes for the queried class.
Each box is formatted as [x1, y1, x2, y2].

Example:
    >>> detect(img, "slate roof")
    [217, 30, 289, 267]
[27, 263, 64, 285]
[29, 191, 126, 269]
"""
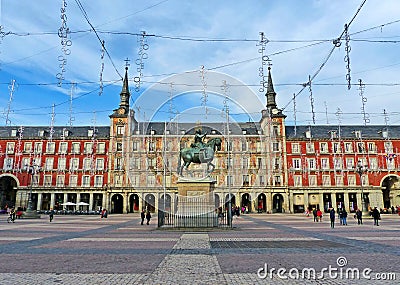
[285, 125, 400, 140]
[0, 126, 110, 139]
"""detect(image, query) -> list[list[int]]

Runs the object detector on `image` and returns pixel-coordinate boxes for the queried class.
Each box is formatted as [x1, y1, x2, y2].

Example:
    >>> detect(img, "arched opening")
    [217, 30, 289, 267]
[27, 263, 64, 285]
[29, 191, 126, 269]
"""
[257, 193, 266, 213]
[145, 194, 155, 212]
[381, 175, 400, 210]
[225, 193, 236, 210]
[214, 193, 220, 209]
[111, 194, 123, 214]
[241, 193, 251, 213]
[160, 194, 171, 212]
[273, 194, 284, 213]
[129, 194, 140, 213]
[0, 175, 18, 209]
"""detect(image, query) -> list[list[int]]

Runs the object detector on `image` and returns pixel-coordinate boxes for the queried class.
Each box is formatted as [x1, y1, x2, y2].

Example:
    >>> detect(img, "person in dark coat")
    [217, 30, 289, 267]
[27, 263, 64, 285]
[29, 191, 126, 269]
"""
[355, 209, 363, 225]
[145, 211, 151, 225]
[329, 208, 335, 229]
[49, 208, 55, 222]
[372, 207, 380, 226]
[140, 209, 145, 225]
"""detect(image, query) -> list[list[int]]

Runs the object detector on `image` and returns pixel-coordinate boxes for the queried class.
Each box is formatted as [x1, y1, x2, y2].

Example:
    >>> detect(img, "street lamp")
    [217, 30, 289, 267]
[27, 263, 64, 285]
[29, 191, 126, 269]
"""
[24, 164, 41, 219]
[356, 160, 369, 217]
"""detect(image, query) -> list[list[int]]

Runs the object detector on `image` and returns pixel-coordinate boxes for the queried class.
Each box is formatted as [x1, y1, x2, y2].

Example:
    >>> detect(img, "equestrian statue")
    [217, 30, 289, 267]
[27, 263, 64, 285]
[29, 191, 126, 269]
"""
[177, 129, 222, 177]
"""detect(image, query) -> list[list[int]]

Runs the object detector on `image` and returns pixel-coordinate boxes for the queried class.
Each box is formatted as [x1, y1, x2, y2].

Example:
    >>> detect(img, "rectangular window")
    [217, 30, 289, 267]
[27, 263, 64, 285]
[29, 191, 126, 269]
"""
[387, 158, 395, 170]
[294, 175, 302, 187]
[274, 175, 281, 186]
[362, 175, 369, 186]
[72, 142, 80, 154]
[24, 142, 32, 153]
[6, 142, 15, 154]
[320, 142, 328, 153]
[322, 175, 331, 186]
[272, 142, 279, 152]
[59, 142, 68, 154]
[241, 140, 247, 151]
[274, 158, 280, 170]
[226, 175, 233, 186]
[306, 142, 314, 153]
[257, 157, 263, 169]
[225, 141, 232, 152]
[83, 158, 92, 171]
[33, 157, 41, 168]
[132, 175, 140, 186]
[34, 142, 43, 154]
[58, 157, 66, 170]
[367, 142, 376, 153]
[117, 126, 125, 136]
[56, 175, 65, 187]
[259, 176, 264, 186]
[3, 158, 13, 170]
[335, 175, 343, 186]
[321, 158, 329, 170]
[22, 158, 30, 171]
[309, 175, 317, 187]
[94, 176, 103, 187]
[332, 142, 340, 153]
[32, 175, 39, 187]
[226, 158, 233, 169]
[115, 174, 123, 186]
[115, 157, 123, 170]
[147, 175, 155, 186]
[242, 175, 249, 186]
[46, 142, 55, 154]
[346, 157, 354, 169]
[70, 158, 79, 171]
[44, 158, 54, 171]
[133, 141, 139, 151]
[291, 143, 300, 154]
[307, 158, 316, 170]
[149, 141, 155, 152]
[334, 157, 343, 170]
[131, 157, 140, 170]
[69, 175, 78, 187]
[117, 142, 123, 152]
[82, 175, 90, 187]
[97, 142, 105, 154]
[348, 175, 356, 186]
[84, 142, 93, 154]
[292, 158, 301, 170]
[147, 157, 156, 170]
[384, 141, 393, 153]
[357, 142, 365, 153]
[242, 157, 248, 169]
[44, 175, 52, 187]
[369, 158, 378, 170]
[273, 125, 279, 136]
[344, 142, 353, 153]
[96, 158, 104, 171]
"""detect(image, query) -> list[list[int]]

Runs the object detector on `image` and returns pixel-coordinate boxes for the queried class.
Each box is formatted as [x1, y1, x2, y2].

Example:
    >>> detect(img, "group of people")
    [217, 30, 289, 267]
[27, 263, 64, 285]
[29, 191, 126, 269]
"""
[140, 209, 152, 225]
[328, 206, 382, 228]
[312, 208, 323, 222]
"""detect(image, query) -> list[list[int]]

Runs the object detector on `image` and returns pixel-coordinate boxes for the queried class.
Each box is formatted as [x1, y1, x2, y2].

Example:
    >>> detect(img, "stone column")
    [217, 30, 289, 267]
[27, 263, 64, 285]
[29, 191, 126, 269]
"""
[304, 191, 309, 211]
[344, 192, 350, 212]
[36, 193, 43, 211]
[138, 192, 144, 211]
[50, 193, 55, 209]
[76, 192, 81, 204]
[331, 194, 337, 211]
[319, 193, 324, 211]
[63, 193, 68, 204]
[266, 192, 272, 213]
[356, 191, 362, 211]
[123, 191, 128, 214]
[288, 191, 294, 213]
[89, 193, 94, 211]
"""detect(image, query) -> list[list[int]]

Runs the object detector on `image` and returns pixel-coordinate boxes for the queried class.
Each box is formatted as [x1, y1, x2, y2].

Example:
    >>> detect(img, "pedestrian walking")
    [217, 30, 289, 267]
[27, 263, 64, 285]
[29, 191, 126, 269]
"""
[338, 209, 343, 225]
[342, 209, 348, 225]
[145, 210, 151, 225]
[49, 208, 54, 222]
[312, 208, 318, 222]
[372, 207, 380, 226]
[355, 209, 363, 225]
[316, 209, 323, 222]
[329, 208, 335, 229]
[140, 209, 145, 225]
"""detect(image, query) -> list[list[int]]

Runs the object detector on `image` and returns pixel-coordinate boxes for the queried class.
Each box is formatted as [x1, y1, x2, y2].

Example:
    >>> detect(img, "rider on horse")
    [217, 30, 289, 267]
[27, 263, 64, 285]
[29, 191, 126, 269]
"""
[191, 129, 207, 149]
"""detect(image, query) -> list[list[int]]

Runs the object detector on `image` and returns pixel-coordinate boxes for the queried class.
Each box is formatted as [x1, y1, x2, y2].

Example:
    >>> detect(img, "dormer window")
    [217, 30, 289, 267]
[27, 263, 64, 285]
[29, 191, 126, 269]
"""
[38, 130, 45, 137]
[88, 129, 94, 137]
[11, 129, 17, 137]
[305, 130, 312, 139]
[330, 131, 337, 139]
[63, 129, 70, 137]
[382, 130, 388, 139]
[354, 131, 362, 139]
[242, 130, 247, 135]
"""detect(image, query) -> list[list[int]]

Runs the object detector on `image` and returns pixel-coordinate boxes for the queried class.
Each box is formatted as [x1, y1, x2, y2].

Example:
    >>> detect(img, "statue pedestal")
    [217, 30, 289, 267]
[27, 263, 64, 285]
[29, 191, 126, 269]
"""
[175, 177, 218, 227]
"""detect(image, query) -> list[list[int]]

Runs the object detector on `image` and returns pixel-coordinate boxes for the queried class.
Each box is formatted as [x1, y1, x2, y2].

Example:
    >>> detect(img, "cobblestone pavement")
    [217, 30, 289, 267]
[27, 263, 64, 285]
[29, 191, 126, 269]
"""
[0, 213, 399, 284]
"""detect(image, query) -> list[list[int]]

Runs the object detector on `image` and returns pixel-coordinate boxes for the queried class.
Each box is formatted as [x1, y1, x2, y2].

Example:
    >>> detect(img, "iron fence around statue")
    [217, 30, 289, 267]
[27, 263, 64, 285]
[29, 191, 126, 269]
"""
[157, 197, 231, 228]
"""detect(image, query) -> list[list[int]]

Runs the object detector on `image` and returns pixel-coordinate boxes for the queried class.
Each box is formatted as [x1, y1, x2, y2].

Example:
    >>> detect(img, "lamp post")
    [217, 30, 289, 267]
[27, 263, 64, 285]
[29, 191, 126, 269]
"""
[356, 160, 369, 217]
[24, 164, 41, 219]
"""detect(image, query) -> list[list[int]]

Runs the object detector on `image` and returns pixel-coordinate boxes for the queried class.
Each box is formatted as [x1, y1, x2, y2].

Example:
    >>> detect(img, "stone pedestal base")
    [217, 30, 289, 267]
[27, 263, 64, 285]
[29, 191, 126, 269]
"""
[175, 177, 217, 227]
[22, 209, 41, 219]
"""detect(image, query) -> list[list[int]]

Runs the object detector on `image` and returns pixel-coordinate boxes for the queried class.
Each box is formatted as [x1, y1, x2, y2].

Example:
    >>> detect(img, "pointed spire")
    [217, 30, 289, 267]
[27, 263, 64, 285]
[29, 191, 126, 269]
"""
[265, 66, 277, 110]
[119, 67, 130, 111]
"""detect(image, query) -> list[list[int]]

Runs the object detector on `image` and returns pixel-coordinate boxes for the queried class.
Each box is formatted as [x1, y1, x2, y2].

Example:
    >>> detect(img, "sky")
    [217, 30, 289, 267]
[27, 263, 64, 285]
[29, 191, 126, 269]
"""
[0, 0, 400, 127]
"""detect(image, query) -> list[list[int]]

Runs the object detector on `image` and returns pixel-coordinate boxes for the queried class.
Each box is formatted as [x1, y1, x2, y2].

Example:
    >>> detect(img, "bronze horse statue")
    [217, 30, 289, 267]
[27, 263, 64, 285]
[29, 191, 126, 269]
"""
[177, 137, 222, 177]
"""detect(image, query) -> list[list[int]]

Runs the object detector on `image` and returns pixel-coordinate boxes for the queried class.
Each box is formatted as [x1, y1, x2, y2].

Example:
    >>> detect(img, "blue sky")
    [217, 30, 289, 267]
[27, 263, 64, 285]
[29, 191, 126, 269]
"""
[0, 0, 400, 127]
